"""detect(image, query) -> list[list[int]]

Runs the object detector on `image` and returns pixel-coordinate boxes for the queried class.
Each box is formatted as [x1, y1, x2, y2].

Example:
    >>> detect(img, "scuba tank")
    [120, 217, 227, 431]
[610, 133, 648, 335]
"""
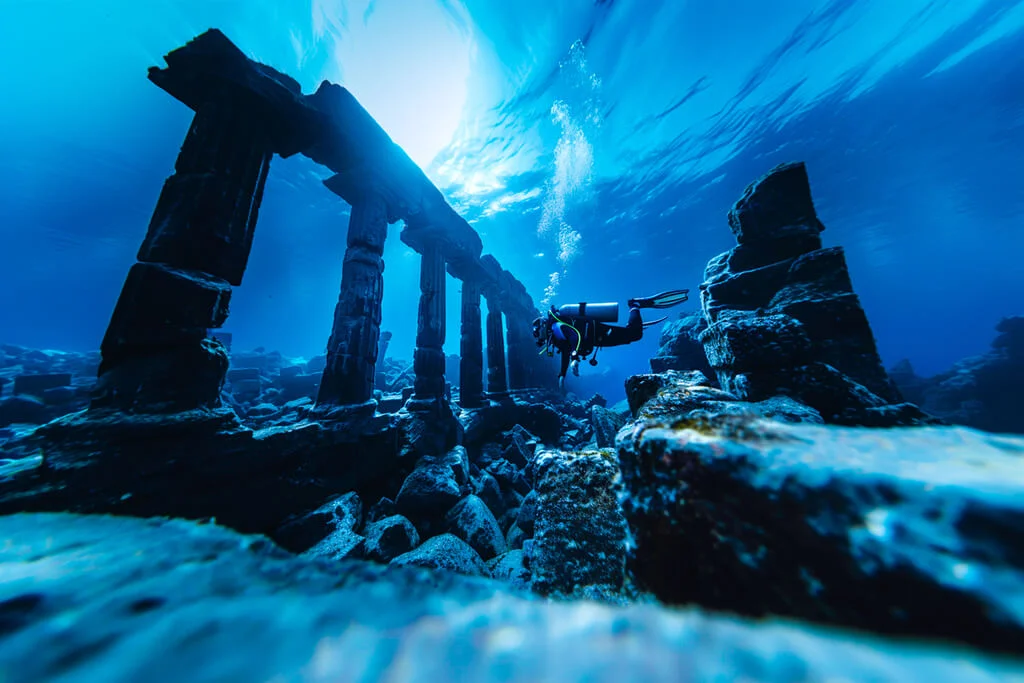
[556, 302, 619, 323]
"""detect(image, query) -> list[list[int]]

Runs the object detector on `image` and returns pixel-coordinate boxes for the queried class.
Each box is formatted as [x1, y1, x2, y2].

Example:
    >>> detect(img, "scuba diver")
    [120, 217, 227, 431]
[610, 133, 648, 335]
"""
[532, 289, 690, 388]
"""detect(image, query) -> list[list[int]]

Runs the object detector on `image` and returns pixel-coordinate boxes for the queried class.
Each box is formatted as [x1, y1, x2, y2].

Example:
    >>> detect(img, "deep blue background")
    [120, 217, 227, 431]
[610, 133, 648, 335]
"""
[1, 0, 1021, 400]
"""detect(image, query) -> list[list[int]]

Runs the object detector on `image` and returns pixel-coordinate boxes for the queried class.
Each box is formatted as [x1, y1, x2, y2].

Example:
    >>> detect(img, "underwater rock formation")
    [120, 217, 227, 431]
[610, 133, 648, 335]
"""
[625, 369, 824, 424]
[2, 513, 1022, 683]
[891, 316, 1024, 434]
[649, 311, 713, 378]
[699, 162, 931, 426]
[616, 412, 1024, 655]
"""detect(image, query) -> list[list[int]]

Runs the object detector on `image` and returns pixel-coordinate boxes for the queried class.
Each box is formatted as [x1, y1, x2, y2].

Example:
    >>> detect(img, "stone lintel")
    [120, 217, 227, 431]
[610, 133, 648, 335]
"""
[147, 29, 320, 157]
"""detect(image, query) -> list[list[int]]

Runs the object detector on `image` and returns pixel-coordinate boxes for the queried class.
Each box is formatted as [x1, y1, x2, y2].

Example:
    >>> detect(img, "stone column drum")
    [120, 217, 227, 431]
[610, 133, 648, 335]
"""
[92, 103, 272, 413]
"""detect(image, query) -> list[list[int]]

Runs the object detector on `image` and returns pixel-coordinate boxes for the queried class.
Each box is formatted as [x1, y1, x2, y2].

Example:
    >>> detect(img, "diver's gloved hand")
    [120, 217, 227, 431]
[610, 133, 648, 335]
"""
[558, 375, 566, 390]
[571, 359, 580, 377]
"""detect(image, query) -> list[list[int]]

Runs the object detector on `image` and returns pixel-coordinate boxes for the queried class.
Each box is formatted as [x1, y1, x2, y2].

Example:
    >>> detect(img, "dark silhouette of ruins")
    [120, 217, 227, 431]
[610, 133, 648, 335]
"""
[91, 29, 554, 421]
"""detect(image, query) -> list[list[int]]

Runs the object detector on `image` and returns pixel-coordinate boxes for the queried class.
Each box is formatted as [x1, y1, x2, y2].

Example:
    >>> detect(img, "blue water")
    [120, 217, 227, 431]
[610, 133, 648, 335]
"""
[2, 0, 1022, 400]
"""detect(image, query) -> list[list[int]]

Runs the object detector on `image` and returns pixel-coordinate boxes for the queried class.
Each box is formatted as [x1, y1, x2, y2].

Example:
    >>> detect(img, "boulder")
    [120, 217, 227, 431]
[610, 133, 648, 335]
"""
[12, 373, 73, 398]
[516, 490, 537, 535]
[363, 515, 420, 563]
[590, 404, 627, 448]
[395, 460, 462, 523]
[486, 550, 531, 590]
[390, 533, 488, 577]
[472, 470, 505, 518]
[445, 494, 506, 560]
[617, 415, 1024, 655]
[0, 395, 48, 428]
[530, 450, 629, 597]
[273, 491, 363, 553]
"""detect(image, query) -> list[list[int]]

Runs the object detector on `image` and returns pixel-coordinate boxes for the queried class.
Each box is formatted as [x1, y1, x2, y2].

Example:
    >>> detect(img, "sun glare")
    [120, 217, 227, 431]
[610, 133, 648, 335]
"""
[316, 0, 473, 170]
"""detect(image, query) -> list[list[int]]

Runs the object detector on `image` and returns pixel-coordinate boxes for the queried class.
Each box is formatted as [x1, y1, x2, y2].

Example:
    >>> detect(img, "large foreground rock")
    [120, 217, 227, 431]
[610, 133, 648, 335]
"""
[529, 450, 629, 597]
[2, 513, 1021, 682]
[617, 415, 1024, 655]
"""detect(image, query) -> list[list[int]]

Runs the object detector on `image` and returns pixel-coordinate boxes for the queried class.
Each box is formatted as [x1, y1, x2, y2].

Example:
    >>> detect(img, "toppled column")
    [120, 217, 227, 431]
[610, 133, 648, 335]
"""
[410, 243, 447, 409]
[485, 295, 508, 396]
[92, 103, 272, 413]
[317, 183, 388, 406]
[459, 279, 484, 408]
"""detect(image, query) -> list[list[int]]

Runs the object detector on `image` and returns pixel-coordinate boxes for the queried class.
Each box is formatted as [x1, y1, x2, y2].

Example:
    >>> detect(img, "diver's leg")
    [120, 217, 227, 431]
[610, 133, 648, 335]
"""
[596, 307, 644, 347]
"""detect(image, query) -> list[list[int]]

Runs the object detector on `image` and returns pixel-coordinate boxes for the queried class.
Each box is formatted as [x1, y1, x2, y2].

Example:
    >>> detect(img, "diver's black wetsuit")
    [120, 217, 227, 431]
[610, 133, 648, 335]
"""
[549, 305, 643, 380]
[533, 289, 689, 386]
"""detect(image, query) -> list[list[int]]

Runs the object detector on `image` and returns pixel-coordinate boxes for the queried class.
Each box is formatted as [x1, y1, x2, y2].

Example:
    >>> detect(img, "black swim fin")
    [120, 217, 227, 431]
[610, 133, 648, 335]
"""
[641, 315, 669, 328]
[629, 289, 689, 310]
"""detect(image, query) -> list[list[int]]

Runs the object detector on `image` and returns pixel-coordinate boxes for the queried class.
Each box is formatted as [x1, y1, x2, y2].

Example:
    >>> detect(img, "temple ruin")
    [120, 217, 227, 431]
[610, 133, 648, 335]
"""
[90, 29, 555, 420]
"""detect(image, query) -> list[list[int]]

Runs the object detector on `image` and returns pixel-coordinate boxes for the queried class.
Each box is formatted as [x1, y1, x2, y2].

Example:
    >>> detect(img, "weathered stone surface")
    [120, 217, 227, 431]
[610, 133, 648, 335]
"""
[617, 416, 1024, 655]
[485, 299, 508, 395]
[366, 496, 397, 524]
[318, 190, 388, 406]
[0, 396, 48, 428]
[395, 459, 462, 523]
[445, 494, 506, 561]
[100, 263, 232, 353]
[461, 400, 561, 447]
[91, 337, 230, 414]
[274, 491, 363, 553]
[649, 312, 713, 378]
[138, 101, 272, 286]
[698, 162, 923, 426]
[516, 490, 537, 535]
[363, 514, 420, 563]
[390, 533, 488, 577]
[506, 523, 526, 550]
[702, 314, 813, 373]
[487, 549, 531, 590]
[0, 407, 404, 543]
[728, 161, 824, 245]
[12, 373, 72, 397]
[459, 278, 485, 408]
[590, 404, 627, 448]
[303, 524, 364, 561]
[412, 245, 447, 402]
[3, 513, 1020, 682]
[472, 470, 505, 518]
[624, 370, 824, 426]
[530, 450, 628, 597]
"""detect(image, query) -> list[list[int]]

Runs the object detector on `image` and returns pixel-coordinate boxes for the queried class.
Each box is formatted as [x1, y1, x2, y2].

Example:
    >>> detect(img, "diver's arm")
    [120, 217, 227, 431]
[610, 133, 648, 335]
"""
[558, 347, 571, 378]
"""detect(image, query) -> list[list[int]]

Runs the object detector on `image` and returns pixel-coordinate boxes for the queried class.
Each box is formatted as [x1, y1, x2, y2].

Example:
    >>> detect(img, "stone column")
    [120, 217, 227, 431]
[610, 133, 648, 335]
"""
[91, 103, 272, 413]
[505, 310, 527, 391]
[459, 279, 484, 408]
[410, 243, 447, 407]
[317, 189, 389, 406]
[485, 296, 508, 396]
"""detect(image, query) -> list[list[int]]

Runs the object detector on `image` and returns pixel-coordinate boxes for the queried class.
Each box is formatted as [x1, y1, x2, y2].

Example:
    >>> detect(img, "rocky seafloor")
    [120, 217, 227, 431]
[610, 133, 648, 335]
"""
[1, 162, 1022, 682]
